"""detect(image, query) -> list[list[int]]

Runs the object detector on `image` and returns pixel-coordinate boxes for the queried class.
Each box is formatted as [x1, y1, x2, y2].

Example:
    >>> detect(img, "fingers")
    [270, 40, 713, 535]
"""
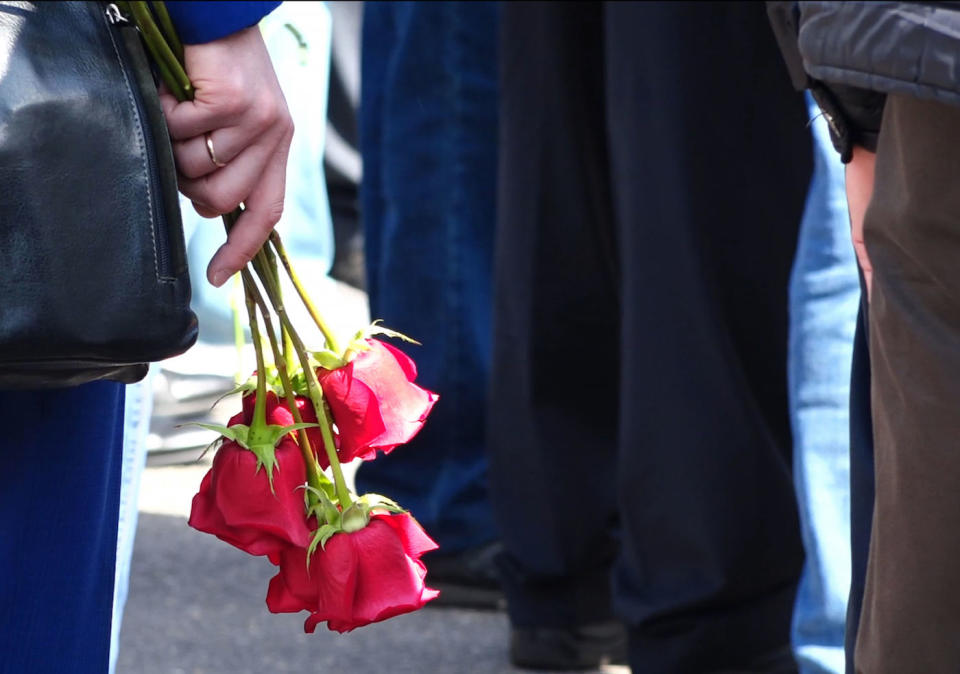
[166, 89, 290, 180]
[178, 139, 276, 215]
[173, 128, 246, 179]
[206, 127, 293, 287]
[192, 201, 220, 218]
[157, 26, 294, 287]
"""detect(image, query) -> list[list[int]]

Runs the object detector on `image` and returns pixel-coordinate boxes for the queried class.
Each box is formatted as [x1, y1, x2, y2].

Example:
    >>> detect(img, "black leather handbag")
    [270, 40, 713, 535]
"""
[0, 1, 198, 388]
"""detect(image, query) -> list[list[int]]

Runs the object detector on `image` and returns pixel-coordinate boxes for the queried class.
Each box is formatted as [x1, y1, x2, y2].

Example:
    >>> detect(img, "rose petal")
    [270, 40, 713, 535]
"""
[378, 340, 419, 381]
[317, 364, 387, 461]
[212, 439, 312, 548]
[188, 439, 311, 559]
[235, 391, 296, 428]
[307, 529, 361, 632]
[266, 546, 313, 614]
[376, 512, 440, 559]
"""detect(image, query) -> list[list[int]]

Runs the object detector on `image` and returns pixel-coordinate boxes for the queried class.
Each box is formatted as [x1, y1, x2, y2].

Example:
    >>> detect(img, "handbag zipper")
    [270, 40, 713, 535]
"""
[104, 2, 174, 281]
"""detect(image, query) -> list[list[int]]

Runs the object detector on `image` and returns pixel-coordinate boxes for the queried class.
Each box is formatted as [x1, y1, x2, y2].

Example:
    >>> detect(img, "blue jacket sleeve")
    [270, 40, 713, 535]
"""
[165, 1, 282, 44]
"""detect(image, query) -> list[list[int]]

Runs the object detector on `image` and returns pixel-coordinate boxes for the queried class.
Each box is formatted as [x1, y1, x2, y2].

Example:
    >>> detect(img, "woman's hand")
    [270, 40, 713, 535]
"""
[845, 145, 877, 299]
[159, 26, 294, 287]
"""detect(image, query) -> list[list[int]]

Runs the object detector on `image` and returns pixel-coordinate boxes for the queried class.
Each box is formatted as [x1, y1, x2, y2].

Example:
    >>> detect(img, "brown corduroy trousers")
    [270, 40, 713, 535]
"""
[856, 94, 960, 672]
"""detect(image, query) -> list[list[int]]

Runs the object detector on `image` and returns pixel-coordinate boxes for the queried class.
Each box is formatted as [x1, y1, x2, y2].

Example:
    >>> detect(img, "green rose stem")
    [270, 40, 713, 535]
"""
[249, 251, 354, 510]
[230, 273, 245, 384]
[239, 267, 327, 499]
[269, 231, 342, 355]
[128, 2, 192, 99]
[235, 266, 293, 481]
[282, 325, 297, 383]
[148, 0, 184, 64]
[260, 244, 298, 376]
[241, 278, 270, 434]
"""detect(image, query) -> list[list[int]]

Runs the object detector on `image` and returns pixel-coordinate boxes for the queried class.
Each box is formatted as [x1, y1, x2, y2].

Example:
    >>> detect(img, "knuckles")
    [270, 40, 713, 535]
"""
[262, 199, 285, 229]
[247, 93, 292, 136]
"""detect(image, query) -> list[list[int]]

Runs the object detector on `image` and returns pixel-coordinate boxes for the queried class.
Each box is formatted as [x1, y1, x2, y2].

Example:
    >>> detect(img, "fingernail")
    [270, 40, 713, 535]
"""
[211, 269, 232, 287]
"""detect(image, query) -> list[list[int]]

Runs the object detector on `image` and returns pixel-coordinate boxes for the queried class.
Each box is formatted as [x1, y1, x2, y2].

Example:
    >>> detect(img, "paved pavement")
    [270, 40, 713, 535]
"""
[116, 462, 626, 674]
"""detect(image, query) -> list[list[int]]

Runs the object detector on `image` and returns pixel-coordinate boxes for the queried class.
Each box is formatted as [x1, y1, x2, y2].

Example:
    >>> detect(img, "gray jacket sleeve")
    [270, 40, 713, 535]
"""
[767, 1, 885, 161]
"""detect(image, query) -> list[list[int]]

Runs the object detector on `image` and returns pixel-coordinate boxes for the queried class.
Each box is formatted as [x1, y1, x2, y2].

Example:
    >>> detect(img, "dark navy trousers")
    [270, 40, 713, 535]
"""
[356, 1, 500, 553]
[489, 3, 812, 670]
[845, 289, 874, 673]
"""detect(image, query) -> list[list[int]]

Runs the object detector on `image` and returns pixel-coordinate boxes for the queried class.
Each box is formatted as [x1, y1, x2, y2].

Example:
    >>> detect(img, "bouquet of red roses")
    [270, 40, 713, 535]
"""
[121, 2, 440, 633]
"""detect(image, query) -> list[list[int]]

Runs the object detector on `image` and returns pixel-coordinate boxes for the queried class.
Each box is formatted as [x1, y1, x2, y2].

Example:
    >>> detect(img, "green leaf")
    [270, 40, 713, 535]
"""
[358, 492, 407, 515]
[302, 484, 341, 527]
[196, 436, 222, 462]
[211, 381, 255, 408]
[179, 422, 251, 449]
[259, 422, 322, 450]
[288, 370, 310, 396]
[307, 525, 340, 569]
[364, 320, 421, 345]
[311, 349, 347, 371]
[301, 477, 336, 504]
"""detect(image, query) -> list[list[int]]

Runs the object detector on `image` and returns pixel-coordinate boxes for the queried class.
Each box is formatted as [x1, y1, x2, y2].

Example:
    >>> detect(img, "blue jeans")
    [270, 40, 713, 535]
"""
[0, 381, 125, 674]
[788, 94, 860, 673]
[357, 1, 500, 553]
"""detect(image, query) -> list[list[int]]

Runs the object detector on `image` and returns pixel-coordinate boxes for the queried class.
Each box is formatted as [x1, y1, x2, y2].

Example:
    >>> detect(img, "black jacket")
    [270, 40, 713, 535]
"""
[768, 1, 960, 161]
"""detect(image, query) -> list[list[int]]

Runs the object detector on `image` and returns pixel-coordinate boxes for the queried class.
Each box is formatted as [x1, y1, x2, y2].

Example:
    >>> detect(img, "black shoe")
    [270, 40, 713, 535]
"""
[510, 620, 629, 671]
[424, 542, 506, 610]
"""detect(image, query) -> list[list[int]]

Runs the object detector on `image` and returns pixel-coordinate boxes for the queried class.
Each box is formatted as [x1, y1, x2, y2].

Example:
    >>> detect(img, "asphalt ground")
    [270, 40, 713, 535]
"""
[116, 462, 628, 674]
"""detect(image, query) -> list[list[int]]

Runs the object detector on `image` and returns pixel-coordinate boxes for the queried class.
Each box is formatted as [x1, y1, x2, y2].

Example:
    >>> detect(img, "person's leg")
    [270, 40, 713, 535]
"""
[844, 285, 873, 674]
[0, 381, 125, 674]
[603, 3, 810, 670]
[854, 94, 960, 672]
[356, 1, 500, 557]
[489, 0, 623, 654]
[788, 94, 859, 674]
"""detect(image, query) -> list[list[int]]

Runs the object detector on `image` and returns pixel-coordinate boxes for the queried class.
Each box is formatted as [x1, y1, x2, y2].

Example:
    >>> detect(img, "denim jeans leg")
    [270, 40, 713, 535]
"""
[356, 1, 500, 553]
[788, 93, 860, 674]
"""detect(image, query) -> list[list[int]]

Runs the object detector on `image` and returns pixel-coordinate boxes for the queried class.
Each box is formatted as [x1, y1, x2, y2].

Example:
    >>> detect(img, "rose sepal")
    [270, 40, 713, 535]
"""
[184, 420, 321, 493]
[211, 379, 257, 408]
[303, 491, 409, 560]
[340, 322, 420, 363]
[312, 349, 347, 371]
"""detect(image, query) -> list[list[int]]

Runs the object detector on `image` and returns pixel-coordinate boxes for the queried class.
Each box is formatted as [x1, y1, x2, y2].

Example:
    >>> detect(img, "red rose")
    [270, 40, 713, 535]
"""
[317, 339, 438, 464]
[188, 393, 313, 562]
[266, 512, 439, 632]
[239, 390, 295, 427]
